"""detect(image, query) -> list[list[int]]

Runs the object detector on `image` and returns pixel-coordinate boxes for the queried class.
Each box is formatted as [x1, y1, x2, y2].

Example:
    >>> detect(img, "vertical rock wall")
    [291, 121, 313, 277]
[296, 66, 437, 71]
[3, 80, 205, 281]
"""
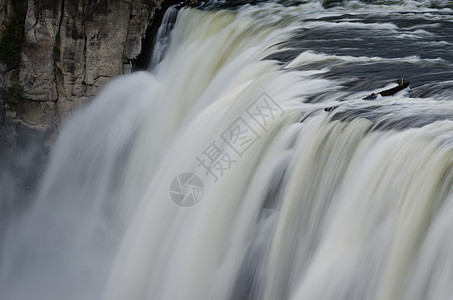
[0, 0, 173, 133]
[0, 0, 186, 230]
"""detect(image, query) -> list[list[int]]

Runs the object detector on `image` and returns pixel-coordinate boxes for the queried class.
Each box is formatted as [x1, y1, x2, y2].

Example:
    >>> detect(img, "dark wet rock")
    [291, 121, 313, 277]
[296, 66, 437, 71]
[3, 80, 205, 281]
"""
[363, 79, 410, 100]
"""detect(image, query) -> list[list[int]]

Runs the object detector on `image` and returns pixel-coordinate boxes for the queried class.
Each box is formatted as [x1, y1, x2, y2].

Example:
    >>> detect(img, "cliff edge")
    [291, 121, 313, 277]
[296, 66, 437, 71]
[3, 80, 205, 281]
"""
[0, 0, 180, 134]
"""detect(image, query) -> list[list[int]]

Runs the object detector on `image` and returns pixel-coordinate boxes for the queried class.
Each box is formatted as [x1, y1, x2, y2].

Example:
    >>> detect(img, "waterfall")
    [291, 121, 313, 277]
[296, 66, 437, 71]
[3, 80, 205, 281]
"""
[1, 1, 453, 300]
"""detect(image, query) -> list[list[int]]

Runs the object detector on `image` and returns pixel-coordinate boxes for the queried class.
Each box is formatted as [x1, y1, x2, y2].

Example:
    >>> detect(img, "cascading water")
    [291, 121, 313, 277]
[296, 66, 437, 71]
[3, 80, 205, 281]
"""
[1, 1, 453, 299]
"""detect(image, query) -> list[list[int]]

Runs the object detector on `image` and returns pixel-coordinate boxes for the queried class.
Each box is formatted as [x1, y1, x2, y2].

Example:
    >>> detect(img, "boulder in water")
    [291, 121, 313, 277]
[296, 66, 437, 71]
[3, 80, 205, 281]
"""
[363, 78, 410, 100]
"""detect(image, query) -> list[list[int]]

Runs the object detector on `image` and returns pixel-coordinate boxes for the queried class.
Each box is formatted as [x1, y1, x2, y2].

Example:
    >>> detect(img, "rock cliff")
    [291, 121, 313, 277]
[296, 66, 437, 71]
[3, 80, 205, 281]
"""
[0, 0, 181, 220]
[0, 0, 180, 134]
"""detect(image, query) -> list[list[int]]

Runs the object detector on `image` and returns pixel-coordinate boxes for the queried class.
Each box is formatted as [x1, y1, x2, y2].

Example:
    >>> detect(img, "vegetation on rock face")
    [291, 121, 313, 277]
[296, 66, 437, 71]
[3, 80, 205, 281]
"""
[187, 0, 200, 7]
[54, 29, 61, 58]
[5, 84, 27, 110]
[0, 2, 27, 68]
[53, 46, 61, 54]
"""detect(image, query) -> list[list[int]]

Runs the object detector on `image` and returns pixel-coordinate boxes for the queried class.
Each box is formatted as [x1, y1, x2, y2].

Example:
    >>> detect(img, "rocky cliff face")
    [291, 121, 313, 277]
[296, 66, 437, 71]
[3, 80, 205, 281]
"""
[0, 0, 181, 221]
[0, 0, 181, 134]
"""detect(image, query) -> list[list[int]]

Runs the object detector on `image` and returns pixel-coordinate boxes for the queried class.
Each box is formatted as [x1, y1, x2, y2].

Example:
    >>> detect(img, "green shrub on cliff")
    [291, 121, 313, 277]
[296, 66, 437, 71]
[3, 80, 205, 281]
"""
[0, 2, 27, 67]
[5, 84, 27, 109]
[53, 46, 61, 54]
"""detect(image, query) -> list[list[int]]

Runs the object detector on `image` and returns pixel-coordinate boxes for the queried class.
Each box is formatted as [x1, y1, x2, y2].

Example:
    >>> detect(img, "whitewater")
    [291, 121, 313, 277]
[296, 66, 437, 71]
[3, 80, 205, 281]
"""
[1, 1, 453, 299]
